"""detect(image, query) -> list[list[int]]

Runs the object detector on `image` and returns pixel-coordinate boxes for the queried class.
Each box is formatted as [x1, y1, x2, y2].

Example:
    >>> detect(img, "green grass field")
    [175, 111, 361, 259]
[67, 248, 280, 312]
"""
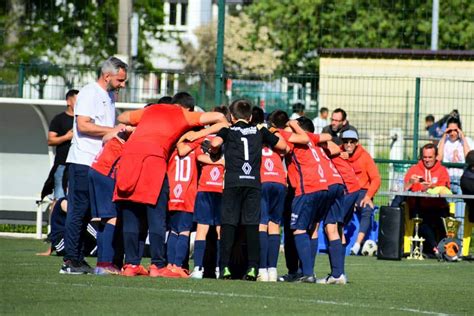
[1, 238, 473, 315]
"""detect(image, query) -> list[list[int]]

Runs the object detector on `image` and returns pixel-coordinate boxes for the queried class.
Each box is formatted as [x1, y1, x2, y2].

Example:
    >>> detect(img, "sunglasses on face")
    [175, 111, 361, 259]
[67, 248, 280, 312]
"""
[343, 139, 358, 145]
[446, 129, 457, 134]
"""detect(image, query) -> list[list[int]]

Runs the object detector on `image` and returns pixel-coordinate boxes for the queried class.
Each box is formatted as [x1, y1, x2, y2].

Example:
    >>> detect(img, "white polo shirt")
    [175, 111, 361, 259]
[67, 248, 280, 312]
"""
[66, 82, 116, 166]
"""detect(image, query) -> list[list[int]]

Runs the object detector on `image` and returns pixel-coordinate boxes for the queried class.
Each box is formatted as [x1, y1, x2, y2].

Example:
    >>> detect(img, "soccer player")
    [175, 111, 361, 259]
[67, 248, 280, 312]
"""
[188, 107, 229, 279]
[161, 147, 199, 278]
[250, 107, 288, 282]
[317, 141, 361, 284]
[278, 117, 331, 283]
[114, 92, 227, 277]
[210, 99, 287, 280]
[340, 130, 381, 255]
[89, 126, 134, 274]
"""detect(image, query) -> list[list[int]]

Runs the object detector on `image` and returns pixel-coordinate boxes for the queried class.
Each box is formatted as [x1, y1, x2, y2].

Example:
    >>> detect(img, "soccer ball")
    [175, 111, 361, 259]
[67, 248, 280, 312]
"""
[361, 240, 378, 256]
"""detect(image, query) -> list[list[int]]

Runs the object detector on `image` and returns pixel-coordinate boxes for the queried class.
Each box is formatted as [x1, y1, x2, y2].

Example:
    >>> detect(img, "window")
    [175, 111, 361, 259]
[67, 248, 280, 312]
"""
[181, 3, 187, 25]
[169, 3, 177, 25]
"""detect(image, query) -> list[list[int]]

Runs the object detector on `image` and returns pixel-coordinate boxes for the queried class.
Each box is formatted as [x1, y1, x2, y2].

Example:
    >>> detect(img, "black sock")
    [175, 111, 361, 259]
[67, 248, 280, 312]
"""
[220, 224, 236, 269]
[245, 225, 259, 270]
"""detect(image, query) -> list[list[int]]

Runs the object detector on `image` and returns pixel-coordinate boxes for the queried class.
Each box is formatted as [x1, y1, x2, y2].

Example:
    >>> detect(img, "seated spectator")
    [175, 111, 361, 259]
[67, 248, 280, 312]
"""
[37, 197, 98, 257]
[437, 117, 473, 238]
[404, 143, 451, 256]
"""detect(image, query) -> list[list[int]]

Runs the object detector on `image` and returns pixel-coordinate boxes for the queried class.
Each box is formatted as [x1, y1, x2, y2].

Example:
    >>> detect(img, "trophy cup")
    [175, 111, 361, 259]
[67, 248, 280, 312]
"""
[437, 217, 462, 261]
[442, 216, 461, 239]
[408, 216, 425, 260]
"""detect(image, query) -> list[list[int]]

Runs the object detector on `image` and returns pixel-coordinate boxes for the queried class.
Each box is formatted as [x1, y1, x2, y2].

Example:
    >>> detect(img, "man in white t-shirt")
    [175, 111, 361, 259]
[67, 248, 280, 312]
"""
[60, 57, 128, 275]
[437, 117, 473, 239]
[312, 107, 329, 134]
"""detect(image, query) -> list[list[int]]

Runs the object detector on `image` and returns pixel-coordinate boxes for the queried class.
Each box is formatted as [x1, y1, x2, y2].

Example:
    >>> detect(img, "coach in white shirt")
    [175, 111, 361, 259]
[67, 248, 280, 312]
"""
[60, 57, 128, 275]
[312, 107, 329, 134]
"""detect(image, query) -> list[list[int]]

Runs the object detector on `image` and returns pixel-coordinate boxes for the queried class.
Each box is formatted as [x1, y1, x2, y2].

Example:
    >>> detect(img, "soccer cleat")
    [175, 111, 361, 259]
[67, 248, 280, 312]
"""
[257, 268, 269, 282]
[94, 265, 121, 275]
[121, 264, 149, 277]
[190, 266, 204, 279]
[350, 243, 361, 255]
[149, 264, 169, 278]
[169, 264, 190, 278]
[59, 260, 93, 275]
[277, 272, 303, 282]
[268, 267, 278, 282]
[327, 274, 347, 285]
[220, 266, 232, 280]
[296, 275, 316, 283]
[244, 267, 257, 281]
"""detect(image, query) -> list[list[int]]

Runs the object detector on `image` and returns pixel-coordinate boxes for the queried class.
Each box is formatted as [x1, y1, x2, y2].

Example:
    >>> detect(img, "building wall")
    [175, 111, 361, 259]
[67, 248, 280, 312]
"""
[319, 58, 474, 151]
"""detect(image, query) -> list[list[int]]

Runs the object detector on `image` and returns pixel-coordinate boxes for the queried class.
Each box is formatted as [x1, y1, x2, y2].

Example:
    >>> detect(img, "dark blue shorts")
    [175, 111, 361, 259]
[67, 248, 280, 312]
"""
[343, 190, 365, 224]
[324, 184, 345, 225]
[169, 211, 193, 233]
[89, 168, 117, 219]
[194, 191, 222, 225]
[260, 182, 286, 225]
[291, 190, 328, 230]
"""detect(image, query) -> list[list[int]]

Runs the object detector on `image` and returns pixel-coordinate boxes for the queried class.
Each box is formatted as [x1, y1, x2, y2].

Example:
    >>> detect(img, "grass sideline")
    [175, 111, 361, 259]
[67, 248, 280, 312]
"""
[1, 238, 473, 315]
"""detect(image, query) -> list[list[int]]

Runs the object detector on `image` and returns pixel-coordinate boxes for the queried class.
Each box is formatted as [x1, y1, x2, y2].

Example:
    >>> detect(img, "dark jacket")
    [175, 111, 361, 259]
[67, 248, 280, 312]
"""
[321, 121, 358, 145]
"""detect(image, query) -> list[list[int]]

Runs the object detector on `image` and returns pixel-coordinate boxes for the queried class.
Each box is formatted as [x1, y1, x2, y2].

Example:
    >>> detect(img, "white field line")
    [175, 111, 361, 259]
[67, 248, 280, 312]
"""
[0, 232, 37, 239]
[30, 280, 450, 316]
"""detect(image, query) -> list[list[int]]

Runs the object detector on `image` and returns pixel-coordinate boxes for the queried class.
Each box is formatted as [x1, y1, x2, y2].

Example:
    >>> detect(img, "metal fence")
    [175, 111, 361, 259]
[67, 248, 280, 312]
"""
[1, 64, 473, 205]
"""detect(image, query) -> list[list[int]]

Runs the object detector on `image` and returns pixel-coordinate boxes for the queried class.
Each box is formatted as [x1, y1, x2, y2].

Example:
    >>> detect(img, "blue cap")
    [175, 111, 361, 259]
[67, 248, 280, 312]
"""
[341, 130, 359, 140]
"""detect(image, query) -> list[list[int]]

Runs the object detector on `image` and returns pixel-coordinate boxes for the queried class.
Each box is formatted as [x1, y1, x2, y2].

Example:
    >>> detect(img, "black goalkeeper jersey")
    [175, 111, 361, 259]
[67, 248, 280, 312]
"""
[217, 121, 279, 189]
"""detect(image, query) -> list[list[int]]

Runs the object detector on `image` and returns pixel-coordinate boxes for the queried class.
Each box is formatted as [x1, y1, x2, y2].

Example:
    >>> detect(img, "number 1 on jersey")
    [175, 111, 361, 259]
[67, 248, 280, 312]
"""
[241, 137, 249, 161]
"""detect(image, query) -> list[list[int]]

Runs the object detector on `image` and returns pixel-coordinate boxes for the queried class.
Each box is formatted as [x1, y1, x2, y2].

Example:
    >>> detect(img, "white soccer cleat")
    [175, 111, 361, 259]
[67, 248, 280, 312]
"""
[257, 268, 269, 282]
[267, 267, 278, 282]
[350, 243, 361, 255]
[190, 266, 204, 279]
[320, 274, 347, 285]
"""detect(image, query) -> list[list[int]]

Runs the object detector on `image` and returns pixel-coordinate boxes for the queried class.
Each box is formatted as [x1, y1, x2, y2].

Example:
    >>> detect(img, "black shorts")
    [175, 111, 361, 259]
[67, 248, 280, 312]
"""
[221, 187, 261, 226]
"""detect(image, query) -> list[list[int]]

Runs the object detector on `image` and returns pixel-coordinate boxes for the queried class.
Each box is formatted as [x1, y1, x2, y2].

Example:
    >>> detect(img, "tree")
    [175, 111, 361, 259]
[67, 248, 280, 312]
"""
[0, 0, 165, 69]
[246, 0, 474, 73]
[179, 13, 282, 77]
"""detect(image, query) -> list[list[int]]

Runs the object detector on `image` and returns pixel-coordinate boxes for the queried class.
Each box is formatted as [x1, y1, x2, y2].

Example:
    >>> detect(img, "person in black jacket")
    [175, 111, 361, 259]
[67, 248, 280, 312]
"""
[460, 150, 474, 257]
[321, 108, 358, 146]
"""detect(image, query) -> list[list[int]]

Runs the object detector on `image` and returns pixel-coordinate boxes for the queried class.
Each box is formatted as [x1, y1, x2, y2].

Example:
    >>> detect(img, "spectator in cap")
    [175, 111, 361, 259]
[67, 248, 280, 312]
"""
[340, 129, 381, 255]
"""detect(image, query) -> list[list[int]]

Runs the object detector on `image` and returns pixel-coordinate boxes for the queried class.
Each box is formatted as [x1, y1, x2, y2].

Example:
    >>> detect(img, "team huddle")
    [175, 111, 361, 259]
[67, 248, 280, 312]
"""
[59, 57, 381, 285]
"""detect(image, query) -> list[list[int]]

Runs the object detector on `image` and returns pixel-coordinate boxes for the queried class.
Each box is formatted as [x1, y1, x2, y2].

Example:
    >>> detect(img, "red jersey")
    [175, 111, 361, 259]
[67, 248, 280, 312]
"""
[280, 130, 328, 196]
[91, 137, 124, 178]
[331, 155, 361, 193]
[114, 104, 203, 204]
[260, 146, 286, 185]
[196, 135, 224, 193]
[310, 133, 343, 187]
[167, 149, 199, 213]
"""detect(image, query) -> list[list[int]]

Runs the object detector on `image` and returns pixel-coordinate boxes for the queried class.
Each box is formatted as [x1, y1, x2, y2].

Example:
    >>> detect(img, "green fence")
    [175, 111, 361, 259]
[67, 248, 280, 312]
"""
[1, 64, 472, 207]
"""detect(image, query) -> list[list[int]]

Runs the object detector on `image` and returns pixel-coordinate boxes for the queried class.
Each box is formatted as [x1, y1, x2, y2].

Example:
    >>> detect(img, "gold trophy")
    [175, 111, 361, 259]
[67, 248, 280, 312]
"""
[437, 217, 462, 261]
[442, 217, 461, 239]
[408, 216, 425, 260]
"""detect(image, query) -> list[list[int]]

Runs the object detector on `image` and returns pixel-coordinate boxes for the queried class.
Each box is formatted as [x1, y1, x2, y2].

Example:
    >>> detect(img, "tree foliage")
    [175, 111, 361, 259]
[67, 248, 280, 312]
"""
[179, 13, 282, 76]
[0, 0, 165, 70]
[247, 0, 474, 73]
